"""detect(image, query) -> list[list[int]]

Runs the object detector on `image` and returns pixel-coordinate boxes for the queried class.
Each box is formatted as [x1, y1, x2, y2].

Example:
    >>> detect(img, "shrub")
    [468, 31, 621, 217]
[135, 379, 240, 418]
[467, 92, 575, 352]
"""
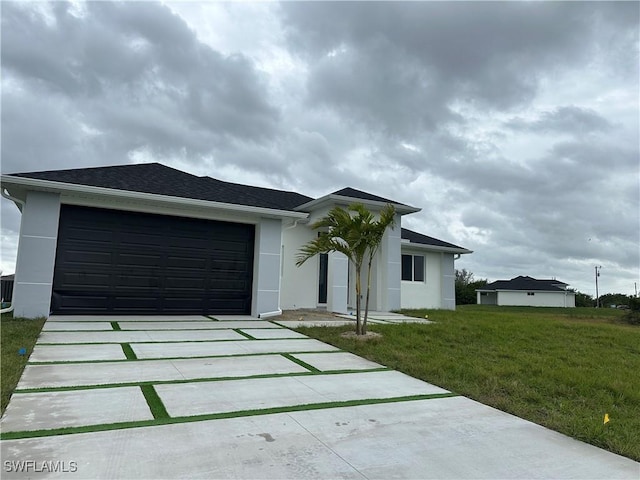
[621, 297, 640, 325]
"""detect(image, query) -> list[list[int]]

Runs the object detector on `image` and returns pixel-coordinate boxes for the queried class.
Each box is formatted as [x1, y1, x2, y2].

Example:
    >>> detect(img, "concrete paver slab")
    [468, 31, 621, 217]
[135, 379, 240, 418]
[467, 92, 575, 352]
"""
[212, 315, 259, 321]
[38, 329, 246, 344]
[156, 370, 449, 417]
[382, 318, 433, 324]
[0, 387, 152, 432]
[3, 399, 638, 479]
[47, 315, 211, 322]
[118, 321, 281, 330]
[274, 320, 362, 328]
[292, 352, 385, 371]
[336, 312, 432, 323]
[241, 328, 308, 339]
[29, 344, 127, 363]
[0, 412, 366, 480]
[42, 322, 114, 331]
[285, 397, 640, 479]
[131, 339, 339, 359]
[16, 355, 308, 389]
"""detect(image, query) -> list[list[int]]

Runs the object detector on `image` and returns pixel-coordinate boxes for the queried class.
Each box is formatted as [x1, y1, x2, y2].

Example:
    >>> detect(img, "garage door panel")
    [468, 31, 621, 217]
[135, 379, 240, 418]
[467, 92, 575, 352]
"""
[117, 253, 163, 267]
[53, 205, 255, 315]
[119, 232, 166, 248]
[64, 227, 115, 242]
[165, 256, 209, 269]
[60, 250, 113, 266]
[57, 272, 111, 288]
[53, 294, 110, 311]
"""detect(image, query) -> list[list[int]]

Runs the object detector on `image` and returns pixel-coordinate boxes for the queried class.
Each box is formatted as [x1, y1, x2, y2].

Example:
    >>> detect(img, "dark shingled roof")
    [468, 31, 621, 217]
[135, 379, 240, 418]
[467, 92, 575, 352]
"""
[480, 276, 569, 292]
[331, 187, 409, 206]
[10, 163, 313, 211]
[401, 228, 468, 251]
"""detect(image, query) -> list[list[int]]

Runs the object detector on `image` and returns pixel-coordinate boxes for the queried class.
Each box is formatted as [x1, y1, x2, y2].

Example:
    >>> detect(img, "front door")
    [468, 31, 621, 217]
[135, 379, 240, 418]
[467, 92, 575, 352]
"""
[318, 253, 328, 304]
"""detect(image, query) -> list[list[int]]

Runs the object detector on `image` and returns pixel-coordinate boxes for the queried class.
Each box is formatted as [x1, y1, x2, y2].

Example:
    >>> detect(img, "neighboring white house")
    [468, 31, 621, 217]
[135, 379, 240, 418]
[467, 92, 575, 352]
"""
[476, 276, 576, 307]
[1, 163, 471, 318]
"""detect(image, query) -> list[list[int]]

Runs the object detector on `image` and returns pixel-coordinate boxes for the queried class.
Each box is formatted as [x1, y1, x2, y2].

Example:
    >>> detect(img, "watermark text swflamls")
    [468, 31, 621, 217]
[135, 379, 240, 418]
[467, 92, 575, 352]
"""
[4, 460, 78, 473]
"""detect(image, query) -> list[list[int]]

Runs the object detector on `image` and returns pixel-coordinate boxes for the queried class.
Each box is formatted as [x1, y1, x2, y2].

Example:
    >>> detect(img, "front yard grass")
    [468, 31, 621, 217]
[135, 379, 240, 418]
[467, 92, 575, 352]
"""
[295, 305, 640, 461]
[1, 313, 45, 415]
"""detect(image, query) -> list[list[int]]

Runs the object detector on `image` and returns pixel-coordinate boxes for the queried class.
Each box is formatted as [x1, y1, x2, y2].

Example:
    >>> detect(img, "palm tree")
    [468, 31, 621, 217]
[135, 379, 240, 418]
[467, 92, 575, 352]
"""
[296, 203, 396, 335]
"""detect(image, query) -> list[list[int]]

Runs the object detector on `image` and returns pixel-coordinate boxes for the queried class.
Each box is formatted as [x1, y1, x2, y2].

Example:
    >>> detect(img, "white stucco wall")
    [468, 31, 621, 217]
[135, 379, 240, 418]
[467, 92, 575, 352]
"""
[327, 251, 348, 313]
[280, 223, 317, 310]
[440, 253, 456, 310]
[497, 290, 576, 307]
[376, 216, 402, 312]
[12, 191, 61, 318]
[252, 218, 284, 317]
[400, 249, 443, 309]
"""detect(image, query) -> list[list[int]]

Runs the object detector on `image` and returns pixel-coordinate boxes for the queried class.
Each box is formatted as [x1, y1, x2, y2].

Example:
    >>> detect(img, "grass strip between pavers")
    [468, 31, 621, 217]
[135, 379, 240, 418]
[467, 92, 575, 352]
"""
[120, 344, 137, 360]
[13, 368, 391, 394]
[110, 322, 121, 331]
[281, 353, 320, 372]
[28, 349, 344, 365]
[0, 392, 459, 441]
[140, 385, 169, 419]
[233, 329, 256, 339]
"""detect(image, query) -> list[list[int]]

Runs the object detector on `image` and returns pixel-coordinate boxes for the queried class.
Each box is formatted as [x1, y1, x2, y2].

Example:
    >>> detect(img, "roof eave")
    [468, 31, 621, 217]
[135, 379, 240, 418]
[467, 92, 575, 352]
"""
[295, 193, 420, 215]
[1, 175, 309, 220]
[400, 241, 472, 254]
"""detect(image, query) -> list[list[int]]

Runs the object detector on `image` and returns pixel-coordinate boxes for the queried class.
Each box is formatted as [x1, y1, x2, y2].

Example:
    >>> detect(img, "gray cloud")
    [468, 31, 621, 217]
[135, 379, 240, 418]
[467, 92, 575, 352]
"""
[1, 1, 279, 172]
[506, 106, 613, 134]
[281, 2, 632, 122]
[1, 1, 638, 296]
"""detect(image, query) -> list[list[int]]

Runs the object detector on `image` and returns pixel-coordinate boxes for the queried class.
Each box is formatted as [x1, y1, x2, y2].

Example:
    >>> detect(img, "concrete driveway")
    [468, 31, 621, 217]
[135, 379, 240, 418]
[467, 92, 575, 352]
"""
[1, 315, 638, 479]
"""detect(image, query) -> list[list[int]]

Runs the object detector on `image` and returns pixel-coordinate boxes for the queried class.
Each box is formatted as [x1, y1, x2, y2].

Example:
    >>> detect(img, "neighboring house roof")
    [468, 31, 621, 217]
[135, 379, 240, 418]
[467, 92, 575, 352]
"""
[477, 276, 570, 292]
[9, 163, 313, 212]
[401, 228, 472, 254]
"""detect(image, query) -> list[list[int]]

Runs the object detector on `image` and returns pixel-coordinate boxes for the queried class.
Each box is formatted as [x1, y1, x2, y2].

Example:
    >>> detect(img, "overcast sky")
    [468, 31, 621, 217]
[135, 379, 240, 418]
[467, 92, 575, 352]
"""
[1, 1, 639, 297]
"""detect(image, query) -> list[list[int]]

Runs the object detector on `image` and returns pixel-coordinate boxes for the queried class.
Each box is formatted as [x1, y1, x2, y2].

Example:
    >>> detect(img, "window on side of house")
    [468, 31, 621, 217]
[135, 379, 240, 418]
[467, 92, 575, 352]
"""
[401, 254, 425, 282]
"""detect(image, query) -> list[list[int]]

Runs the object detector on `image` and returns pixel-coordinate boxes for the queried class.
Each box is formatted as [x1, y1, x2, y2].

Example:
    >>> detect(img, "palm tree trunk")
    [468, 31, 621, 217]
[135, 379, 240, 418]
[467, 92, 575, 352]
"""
[355, 264, 362, 335]
[363, 256, 374, 334]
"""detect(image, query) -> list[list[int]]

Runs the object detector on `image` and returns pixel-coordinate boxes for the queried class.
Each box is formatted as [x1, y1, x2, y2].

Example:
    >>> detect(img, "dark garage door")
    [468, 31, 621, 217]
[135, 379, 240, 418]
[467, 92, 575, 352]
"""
[52, 205, 255, 315]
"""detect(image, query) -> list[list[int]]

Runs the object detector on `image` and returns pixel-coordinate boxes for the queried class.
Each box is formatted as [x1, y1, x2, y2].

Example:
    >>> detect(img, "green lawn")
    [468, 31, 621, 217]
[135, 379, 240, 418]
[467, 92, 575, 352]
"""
[296, 305, 640, 461]
[1, 313, 45, 415]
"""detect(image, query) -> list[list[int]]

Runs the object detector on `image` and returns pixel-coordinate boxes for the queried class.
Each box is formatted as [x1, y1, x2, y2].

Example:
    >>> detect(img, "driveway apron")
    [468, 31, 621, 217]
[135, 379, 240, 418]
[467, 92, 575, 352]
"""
[1, 315, 638, 479]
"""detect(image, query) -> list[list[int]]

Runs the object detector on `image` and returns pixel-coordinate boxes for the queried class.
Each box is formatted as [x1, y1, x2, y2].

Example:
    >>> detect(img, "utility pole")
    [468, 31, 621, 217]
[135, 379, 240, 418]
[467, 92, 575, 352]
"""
[595, 266, 601, 308]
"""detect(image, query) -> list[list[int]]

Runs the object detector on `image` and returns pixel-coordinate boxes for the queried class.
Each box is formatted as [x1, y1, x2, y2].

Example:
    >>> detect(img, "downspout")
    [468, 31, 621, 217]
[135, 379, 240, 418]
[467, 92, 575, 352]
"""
[283, 219, 301, 231]
[0, 188, 25, 315]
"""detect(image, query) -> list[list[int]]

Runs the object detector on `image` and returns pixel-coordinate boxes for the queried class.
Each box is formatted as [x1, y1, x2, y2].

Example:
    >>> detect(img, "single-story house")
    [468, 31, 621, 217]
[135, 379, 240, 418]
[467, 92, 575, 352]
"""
[476, 276, 576, 307]
[1, 163, 471, 318]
